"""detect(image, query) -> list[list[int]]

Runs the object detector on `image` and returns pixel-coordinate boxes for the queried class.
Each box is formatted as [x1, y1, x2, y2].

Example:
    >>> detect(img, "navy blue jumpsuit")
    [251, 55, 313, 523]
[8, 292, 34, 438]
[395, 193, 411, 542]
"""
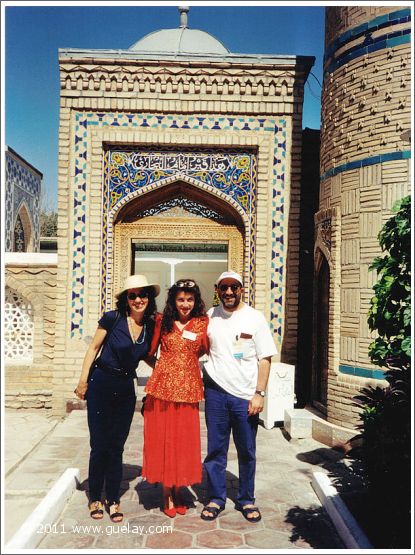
[86, 310, 152, 504]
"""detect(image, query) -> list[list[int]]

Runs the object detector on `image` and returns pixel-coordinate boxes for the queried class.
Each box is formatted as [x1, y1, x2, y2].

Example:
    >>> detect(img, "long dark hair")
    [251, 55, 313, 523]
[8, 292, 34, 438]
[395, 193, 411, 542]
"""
[161, 280, 206, 333]
[116, 287, 157, 322]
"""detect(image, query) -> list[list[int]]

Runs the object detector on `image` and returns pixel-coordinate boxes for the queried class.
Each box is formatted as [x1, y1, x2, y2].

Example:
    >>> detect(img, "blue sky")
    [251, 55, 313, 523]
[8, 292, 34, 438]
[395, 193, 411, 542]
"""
[4, 3, 325, 209]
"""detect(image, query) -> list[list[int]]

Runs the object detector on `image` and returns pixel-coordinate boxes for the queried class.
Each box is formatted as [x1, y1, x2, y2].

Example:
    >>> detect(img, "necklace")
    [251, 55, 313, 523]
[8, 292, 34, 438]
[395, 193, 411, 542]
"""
[128, 317, 146, 344]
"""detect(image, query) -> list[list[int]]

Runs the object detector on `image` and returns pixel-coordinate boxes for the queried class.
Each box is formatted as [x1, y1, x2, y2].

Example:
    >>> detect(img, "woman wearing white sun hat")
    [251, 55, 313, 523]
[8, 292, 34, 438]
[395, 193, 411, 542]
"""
[74, 274, 160, 524]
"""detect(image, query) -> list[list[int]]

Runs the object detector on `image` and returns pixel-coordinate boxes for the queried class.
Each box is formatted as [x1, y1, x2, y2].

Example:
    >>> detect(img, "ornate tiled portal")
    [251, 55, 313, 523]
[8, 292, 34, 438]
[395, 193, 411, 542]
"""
[70, 113, 287, 338]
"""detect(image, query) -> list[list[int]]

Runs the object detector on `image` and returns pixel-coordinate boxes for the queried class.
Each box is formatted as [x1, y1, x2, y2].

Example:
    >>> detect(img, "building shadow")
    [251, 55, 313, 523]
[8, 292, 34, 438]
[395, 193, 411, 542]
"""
[284, 504, 345, 549]
[76, 463, 143, 502]
[296, 445, 367, 494]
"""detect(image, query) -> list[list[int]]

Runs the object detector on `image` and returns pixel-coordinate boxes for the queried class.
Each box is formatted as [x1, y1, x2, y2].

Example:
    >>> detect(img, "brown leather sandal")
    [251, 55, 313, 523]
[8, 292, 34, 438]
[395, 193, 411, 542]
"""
[89, 501, 104, 519]
[107, 502, 123, 523]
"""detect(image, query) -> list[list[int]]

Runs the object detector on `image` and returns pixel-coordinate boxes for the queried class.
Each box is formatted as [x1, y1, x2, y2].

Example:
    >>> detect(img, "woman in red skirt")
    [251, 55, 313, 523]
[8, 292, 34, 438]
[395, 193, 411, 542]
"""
[142, 279, 208, 517]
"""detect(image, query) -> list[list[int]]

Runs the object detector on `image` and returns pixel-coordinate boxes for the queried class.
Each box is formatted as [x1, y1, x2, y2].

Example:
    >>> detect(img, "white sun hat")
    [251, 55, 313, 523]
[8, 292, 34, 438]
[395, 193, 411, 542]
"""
[215, 270, 243, 286]
[116, 274, 161, 298]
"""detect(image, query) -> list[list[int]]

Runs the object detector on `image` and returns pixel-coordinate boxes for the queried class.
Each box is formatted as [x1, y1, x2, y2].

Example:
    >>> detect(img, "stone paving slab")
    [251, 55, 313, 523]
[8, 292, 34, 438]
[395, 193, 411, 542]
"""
[4, 409, 59, 476]
[3, 407, 350, 549]
[22, 410, 346, 550]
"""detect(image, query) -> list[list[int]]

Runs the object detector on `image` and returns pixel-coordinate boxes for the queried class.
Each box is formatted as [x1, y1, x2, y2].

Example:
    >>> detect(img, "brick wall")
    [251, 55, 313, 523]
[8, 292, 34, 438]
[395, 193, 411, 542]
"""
[5, 253, 57, 409]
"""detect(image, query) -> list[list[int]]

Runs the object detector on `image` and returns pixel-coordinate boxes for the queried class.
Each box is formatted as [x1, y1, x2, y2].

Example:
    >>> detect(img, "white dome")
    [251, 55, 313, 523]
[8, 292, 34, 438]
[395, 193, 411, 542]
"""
[129, 7, 229, 56]
[129, 27, 229, 55]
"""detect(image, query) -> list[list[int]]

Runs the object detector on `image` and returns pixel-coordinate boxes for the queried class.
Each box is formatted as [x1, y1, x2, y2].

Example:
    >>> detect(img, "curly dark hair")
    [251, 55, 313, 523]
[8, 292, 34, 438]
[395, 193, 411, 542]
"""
[161, 280, 206, 333]
[116, 287, 158, 322]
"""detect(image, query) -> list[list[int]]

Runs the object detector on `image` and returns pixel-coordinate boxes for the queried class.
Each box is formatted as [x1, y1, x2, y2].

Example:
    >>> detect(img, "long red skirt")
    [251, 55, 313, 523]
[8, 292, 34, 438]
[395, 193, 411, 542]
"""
[142, 395, 202, 487]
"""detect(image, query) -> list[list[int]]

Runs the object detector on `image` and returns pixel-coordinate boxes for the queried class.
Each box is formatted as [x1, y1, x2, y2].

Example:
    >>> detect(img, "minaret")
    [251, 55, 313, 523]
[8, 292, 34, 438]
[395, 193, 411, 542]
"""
[314, 6, 411, 427]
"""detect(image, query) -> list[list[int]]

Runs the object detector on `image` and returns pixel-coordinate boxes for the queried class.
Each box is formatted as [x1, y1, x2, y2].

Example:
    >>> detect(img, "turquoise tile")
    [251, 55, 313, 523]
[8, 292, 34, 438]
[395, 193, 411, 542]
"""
[351, 22, 368, 37]
[339, 364, 355, 375]
[389, 8, 411, 20]
[381, 151, 405, 163]
[370, 14, 389, 28]
[355, 367, 372, 378]
[387, 35, 411, 48]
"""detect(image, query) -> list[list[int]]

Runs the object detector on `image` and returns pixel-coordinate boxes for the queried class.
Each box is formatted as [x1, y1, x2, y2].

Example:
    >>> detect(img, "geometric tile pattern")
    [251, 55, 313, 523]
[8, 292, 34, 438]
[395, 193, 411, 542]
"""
[13, 214, 26, 252]
[324, 8, 411, 74]
[5, 151, 41, 252]
[71, 113, 287, 338]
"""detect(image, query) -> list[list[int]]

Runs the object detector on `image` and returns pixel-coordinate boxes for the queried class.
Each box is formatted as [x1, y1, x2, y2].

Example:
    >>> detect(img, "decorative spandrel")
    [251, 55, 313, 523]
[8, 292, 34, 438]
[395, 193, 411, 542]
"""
[108, 149, 255, 212]
[134, 196, 226, 222]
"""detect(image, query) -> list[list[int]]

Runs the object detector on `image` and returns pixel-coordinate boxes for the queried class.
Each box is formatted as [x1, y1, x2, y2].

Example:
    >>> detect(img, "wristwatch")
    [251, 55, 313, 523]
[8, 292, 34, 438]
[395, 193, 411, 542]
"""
[255, 390, 266, 397]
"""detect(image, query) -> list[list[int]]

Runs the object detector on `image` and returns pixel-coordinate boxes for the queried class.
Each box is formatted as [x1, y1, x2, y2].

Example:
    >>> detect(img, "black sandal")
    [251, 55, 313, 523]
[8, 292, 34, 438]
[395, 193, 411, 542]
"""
[89, 501, 104, 519]
[106, 501, 123, 523]
[236, 504, 262, 523]
[200, 504, 224, 521]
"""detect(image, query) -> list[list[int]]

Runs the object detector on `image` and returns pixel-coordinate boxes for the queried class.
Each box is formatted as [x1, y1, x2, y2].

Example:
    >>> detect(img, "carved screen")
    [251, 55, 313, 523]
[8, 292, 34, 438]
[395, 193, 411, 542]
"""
[4, 287, 34, 361]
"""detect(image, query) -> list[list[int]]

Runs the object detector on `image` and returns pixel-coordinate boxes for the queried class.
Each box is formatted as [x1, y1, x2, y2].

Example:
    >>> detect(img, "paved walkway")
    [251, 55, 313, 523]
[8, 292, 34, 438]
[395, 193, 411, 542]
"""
[4, 408, 348, 549]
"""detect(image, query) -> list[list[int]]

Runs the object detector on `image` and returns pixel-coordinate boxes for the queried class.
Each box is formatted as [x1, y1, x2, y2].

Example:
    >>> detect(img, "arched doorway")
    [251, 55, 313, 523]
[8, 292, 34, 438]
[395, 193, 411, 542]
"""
[13, 204, 33, 252]
[312, 254, 330, 413]
[111, 181, 245, 309]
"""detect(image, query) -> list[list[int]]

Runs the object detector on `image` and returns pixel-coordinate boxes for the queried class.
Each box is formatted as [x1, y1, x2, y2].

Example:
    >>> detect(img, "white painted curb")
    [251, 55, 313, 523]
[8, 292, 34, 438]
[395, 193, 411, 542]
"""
[5, 467, 80, 550]
[312, 471, 373, 549]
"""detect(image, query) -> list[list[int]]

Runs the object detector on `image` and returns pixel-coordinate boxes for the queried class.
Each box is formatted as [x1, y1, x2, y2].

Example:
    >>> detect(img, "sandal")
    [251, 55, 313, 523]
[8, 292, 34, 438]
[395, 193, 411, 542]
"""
[107, 502, 123, 523]
[172, 487, 187, 515]
[89, 501, 104, 520]
[236, 504, 262, 523]
[200, 503, 224, 521]
[163, 497, 176, 518]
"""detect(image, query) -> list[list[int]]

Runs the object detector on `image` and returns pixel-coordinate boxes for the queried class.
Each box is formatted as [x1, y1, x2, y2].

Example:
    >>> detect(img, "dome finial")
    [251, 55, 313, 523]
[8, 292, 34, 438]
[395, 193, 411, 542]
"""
[179, 6, 189, 28]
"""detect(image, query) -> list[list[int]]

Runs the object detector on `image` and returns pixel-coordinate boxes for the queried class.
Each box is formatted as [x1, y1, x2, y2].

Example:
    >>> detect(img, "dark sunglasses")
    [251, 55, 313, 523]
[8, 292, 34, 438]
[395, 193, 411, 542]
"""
[127, 291, 149, 300]
[219, 283, 241, 293]
[176, 280, 196, 288]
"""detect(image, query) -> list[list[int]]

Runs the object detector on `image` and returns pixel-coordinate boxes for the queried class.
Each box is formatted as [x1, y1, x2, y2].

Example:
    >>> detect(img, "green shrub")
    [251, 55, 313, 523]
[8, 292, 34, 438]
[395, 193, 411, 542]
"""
[354, 196, 411, 548]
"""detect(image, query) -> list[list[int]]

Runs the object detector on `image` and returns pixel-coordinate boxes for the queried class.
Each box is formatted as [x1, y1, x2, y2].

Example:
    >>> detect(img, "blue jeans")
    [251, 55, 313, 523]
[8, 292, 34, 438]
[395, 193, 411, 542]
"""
[86, 366, 136, 504]
[203, 376, 259, 508]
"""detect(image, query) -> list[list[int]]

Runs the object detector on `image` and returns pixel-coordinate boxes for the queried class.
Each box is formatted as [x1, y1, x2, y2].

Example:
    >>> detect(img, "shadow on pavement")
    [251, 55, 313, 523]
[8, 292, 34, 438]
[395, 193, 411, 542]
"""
[285, 505, 345, 549]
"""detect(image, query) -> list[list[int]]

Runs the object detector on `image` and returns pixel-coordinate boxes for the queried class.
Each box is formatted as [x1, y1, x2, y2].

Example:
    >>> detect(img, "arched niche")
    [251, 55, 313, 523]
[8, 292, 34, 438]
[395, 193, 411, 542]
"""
[110, 181, 245, 310]
[13, 202, 34, 252]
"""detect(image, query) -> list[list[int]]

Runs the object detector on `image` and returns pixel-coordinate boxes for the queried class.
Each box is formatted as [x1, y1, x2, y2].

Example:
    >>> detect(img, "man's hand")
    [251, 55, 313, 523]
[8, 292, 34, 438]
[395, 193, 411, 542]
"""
[248, 393, 264, 416]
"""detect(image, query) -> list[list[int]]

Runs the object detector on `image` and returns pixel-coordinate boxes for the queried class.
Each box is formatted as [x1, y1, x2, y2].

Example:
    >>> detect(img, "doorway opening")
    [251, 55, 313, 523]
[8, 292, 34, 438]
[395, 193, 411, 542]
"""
[132, 242, 228, 309]
[312, 255, 330, 413]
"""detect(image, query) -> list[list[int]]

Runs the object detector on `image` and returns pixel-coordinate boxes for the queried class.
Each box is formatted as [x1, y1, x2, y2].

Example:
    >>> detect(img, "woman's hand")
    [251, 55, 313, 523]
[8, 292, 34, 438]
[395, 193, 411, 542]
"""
[74, 381, 88, 400]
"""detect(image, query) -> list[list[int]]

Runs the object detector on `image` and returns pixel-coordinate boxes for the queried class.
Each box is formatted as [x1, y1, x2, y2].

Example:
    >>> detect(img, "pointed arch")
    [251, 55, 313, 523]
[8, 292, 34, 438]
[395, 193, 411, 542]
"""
[104, 175, 251, 312]
[13, 200, 34, 252]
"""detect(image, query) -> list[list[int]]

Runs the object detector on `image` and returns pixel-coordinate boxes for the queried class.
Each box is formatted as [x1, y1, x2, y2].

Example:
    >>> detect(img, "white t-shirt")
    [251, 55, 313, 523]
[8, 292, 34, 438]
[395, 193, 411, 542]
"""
[205, 303, 278, 400]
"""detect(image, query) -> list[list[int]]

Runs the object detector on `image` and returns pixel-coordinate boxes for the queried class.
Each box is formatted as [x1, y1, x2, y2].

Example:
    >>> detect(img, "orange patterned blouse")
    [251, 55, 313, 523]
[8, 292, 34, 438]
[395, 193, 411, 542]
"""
[145, 315, 209, 403]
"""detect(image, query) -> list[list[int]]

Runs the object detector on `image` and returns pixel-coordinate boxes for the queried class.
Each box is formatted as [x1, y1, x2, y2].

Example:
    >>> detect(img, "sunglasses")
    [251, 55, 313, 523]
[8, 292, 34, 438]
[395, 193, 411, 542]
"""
[176, 280, 196, 288]
[219, 283, 241, 293]
[127, 291, 149, 300]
